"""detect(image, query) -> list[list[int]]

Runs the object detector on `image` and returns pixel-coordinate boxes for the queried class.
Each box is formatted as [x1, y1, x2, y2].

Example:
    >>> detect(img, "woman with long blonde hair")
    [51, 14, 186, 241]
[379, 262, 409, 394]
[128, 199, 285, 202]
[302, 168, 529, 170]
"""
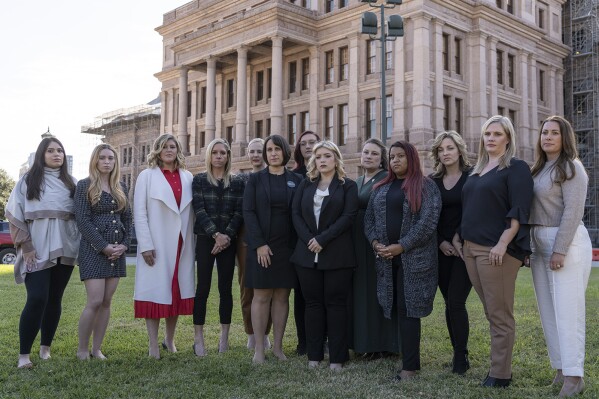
[191, 138, 244, 355]
[133, 134, 195, 359]
[74, 143, 131, 360]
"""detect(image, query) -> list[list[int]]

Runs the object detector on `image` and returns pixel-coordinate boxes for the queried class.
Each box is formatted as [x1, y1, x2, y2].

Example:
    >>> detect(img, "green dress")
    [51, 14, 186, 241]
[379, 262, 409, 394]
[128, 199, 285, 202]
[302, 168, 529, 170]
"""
[351, 170, 400, 354]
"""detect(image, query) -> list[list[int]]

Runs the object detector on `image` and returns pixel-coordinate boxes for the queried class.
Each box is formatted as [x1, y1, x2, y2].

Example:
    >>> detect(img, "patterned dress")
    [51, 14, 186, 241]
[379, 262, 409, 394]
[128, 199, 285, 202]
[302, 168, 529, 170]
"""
[74, 178, 132, 280]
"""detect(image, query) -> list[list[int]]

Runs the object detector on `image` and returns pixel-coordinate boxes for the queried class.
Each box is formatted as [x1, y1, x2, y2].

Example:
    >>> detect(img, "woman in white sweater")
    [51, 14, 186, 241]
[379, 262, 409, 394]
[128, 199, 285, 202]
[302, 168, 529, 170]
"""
[529, 116, 592, 397]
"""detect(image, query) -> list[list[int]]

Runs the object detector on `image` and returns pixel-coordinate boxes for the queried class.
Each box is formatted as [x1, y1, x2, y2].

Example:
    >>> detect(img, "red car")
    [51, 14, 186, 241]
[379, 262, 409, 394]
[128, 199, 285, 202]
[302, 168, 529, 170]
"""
[0, 221, 16, 265]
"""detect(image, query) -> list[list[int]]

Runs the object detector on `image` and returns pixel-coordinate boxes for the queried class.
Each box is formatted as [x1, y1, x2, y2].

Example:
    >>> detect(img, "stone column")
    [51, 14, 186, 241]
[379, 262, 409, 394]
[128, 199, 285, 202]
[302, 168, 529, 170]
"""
[190, 81, 198, 155]
[270, 36, 284, 134]
[235, 46, 248, 147]
[432, 19, 444, 134]
[529, 55, 538, 135]
[467, 32, 488, 144]
[488, 38, 498, 115]
[393, 31, 406, 141]
[205, 58, 217, 143]
[160, 91, 166, 134]
[309, 46, 320, 134]
[549, 67, 557, 114]
[411, 14, 434, 148]
[178, 66, 189, 154]
[346, 34, 360, 152]
[518, 50, 530, 149]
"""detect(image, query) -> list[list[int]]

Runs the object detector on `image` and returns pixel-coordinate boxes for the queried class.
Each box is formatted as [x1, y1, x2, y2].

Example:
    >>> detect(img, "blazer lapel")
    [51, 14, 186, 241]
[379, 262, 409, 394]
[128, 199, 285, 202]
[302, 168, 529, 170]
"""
[304, 180, 319, 231]
[320, 177, 339, 214]
[149, 168, 180, 214]
[179, 170, 193, 212]
[284, 170, 298, 207]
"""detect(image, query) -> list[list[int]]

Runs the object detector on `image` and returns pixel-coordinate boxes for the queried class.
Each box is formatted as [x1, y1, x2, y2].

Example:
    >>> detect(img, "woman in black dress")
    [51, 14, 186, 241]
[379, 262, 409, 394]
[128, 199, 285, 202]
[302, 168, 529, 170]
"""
[74, 144, 131, 360]
[243, 135, 303, 363]
[429, 131, 472, 374]
[351, 138, 398, 357]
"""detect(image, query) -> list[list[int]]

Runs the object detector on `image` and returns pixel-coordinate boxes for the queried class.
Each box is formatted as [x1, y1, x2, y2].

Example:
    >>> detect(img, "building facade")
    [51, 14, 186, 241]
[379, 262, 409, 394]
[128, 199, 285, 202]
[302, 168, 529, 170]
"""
[155, 0, 568, 175]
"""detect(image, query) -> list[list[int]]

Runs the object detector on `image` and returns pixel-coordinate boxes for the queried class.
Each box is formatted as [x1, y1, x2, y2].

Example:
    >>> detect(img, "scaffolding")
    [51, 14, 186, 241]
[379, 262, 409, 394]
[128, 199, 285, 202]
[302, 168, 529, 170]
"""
[564, 0, 599, 245]
[81, 101, 161, 137]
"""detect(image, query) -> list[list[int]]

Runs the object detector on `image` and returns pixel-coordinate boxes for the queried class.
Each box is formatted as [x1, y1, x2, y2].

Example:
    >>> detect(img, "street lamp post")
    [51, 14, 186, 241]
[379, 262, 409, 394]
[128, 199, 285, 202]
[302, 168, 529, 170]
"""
[361, 0, 404, 145]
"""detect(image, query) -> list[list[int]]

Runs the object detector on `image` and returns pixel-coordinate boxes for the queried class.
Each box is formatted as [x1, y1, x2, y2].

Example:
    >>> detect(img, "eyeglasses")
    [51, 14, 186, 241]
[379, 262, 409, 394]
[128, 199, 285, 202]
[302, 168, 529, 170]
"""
[299, 140, 317, 147]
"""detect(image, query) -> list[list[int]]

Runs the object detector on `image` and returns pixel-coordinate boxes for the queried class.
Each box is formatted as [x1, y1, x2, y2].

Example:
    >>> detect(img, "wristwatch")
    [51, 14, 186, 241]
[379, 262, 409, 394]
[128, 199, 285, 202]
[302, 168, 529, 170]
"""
[212, 232, 220, 239]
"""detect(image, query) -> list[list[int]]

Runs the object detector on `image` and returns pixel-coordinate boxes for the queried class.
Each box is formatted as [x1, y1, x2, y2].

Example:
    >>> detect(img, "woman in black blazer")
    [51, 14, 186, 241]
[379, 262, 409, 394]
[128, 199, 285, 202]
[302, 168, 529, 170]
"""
[243, 135, 302, 364]
[291, 141, 358, 370]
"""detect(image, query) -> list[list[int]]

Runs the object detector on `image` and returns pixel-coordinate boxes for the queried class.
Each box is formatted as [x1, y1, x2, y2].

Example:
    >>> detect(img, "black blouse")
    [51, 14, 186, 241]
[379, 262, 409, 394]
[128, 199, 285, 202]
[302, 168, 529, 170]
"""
[433, 170, 469, 244]
[460, 159, 533, 261]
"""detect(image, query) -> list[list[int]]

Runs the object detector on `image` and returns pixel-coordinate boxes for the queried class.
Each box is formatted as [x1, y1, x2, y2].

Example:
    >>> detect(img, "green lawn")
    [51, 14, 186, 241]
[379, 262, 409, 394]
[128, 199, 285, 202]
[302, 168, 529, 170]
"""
[0, 264, 597, 398]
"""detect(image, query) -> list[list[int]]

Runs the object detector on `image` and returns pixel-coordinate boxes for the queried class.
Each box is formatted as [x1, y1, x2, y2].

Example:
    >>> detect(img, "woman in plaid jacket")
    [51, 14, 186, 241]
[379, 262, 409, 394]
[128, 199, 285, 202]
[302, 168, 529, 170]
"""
[191, 138, 244, 356]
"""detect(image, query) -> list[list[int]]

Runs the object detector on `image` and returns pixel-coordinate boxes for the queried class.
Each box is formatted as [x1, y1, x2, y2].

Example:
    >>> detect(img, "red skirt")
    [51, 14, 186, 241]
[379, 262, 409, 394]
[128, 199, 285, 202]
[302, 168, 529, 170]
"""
[134, 235, 194, 318]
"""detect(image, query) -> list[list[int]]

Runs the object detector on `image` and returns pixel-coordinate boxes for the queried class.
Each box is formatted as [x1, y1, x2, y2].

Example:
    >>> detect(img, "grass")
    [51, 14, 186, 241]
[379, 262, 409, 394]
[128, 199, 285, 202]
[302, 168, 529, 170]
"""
[0, 264, 597, 399]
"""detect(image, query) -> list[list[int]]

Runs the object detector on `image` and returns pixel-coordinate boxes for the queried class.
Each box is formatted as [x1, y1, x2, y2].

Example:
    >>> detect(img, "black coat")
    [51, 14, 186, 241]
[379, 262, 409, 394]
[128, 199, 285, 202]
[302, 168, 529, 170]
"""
[290, 176, 358, 270]
[242, 168, 303, 250]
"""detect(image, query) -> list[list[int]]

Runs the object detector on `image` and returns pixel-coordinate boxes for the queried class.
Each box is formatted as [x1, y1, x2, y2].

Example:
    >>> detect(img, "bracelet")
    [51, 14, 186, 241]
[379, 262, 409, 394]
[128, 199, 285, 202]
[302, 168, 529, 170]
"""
[212, 232, 220, 239]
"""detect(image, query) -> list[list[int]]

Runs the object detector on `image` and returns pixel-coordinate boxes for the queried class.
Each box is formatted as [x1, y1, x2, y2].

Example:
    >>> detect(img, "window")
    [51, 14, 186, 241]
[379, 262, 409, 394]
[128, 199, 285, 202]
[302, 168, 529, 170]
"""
[301, 58, 310, 90]
[324, 107, 334, 140]
[537, 7, 545, 29]
[289, 61, 297, 93]
[201, 86, 207, 116]
[128, 148, 133, 165]
[496, 50, 504, 85]
[301, 0, 311, 7]
[443, 96, 450, 130]
[507, 54, 515, 88]
[366, 99, 376, 138]
[508, 109, 516, 126]
[538, 69, 545, 101]
[227, 79, 235, 108]
[442, 34, 449, 71]
[267, 118, 271, 135]
[256, 71, 264, 101]
[226, 126, 234, 144]
[123, 147, 128, 165]
[267, 68, 272, 99]
[141, 145, 146, 163]
[498, 106, 505, 115]
[385, 44, 393, 70]
[199, 131, 206, 149]
[255, 120, 263, 138]
[288, 114, 297, 144]
[454, 38, 461, 75]
[338, 104, 348, 145]
[454, 98, 462, 133]
[187, 91, 192, 118]
[507, 0, 513, 14]
[496, 0, 502, 7]
[326, 0, 334, 12]
[301, 111, 310, 132]
[386, 96, 393, 138]
[325, 51, 334, 84]
[367, 40, 376, 75]
[339, 0, 348, 8]
[339, 47, 349, 81]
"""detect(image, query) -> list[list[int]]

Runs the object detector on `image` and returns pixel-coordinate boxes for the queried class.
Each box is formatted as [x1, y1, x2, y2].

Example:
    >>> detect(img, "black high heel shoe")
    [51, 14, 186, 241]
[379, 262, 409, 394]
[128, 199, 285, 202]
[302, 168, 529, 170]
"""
[452, 351, 470, 375]
[481, 373, 512, 388]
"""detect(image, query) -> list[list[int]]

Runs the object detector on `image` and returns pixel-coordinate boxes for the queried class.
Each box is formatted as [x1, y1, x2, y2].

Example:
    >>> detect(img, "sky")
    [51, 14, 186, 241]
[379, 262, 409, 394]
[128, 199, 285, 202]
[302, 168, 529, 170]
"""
[0, 0, 185, 181]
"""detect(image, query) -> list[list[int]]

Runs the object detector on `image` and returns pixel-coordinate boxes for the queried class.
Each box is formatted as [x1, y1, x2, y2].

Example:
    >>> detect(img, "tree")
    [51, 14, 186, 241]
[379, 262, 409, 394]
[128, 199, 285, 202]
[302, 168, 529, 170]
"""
[0, 169, 16, 219]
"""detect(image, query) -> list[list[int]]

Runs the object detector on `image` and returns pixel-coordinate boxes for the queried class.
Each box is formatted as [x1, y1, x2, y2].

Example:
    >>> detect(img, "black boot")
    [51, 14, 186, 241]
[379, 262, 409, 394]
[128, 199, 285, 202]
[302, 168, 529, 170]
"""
[451, 350, 470, 375]
[481, 373, 512, 388]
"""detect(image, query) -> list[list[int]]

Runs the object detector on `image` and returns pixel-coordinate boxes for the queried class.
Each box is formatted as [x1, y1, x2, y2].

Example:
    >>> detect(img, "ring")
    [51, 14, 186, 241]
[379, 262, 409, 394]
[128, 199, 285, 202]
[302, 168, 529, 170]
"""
[557, 264, 561, 267]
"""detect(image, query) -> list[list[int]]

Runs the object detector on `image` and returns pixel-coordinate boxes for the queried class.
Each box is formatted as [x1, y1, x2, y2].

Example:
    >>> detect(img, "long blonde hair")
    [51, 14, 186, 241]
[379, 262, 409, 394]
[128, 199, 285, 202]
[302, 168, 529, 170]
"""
[147, 134, 186, 169]
[429, 131, 471, 178]
[306, 141, 346, 182]
[87, 144, 127, 211]
[471, 115, 517, 175]
[205, 138, 232, 187]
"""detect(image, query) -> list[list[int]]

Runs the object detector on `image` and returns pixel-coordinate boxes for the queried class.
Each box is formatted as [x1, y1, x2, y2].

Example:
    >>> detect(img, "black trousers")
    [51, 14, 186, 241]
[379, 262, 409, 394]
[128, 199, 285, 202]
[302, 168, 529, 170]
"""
[296, 264, 353, 364]
[438, 251, 472, 355]
[20, 262, 74, 354]
[394, 259, 421, 371]
[193, 236, 236, 325]
[294, 281, 306, 351]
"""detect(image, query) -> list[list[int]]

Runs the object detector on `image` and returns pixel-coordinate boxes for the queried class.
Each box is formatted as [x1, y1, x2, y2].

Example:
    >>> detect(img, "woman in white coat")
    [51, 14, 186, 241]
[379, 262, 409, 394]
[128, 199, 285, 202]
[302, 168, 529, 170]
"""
[133, 134, 195, 359]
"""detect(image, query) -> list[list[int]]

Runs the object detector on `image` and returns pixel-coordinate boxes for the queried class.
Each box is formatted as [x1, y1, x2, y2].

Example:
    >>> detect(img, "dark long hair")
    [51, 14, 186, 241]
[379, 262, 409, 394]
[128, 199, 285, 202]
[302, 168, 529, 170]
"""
[531, 116, 580, 183]
[374, 141, 424, 213]
[292, 131, 321, 172]
[26, 137, 76, 200]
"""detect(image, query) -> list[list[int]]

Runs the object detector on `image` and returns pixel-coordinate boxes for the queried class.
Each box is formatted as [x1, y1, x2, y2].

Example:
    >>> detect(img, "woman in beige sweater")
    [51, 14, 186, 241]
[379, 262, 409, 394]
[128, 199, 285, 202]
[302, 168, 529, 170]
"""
[529, 116, 592, 397]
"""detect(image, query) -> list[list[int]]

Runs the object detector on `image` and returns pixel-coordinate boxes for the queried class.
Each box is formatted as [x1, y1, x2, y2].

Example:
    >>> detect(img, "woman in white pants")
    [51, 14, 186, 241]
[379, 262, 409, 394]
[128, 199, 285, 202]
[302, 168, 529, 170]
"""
[529, 116, 592, 397]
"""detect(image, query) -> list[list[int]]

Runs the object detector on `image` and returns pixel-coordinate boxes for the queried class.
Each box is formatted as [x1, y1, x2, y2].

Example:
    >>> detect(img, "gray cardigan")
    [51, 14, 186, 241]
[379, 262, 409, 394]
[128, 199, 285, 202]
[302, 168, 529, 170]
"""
[364, 177, 441, 319]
